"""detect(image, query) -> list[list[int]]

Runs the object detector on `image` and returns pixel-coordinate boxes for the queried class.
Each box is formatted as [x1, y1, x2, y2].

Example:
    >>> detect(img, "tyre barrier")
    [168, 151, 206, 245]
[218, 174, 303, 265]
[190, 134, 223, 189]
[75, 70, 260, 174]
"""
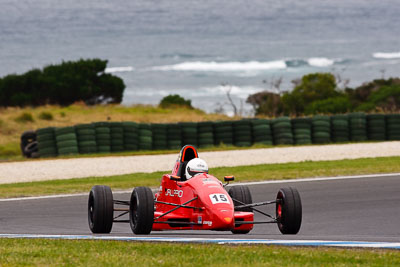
[386, 114, 400, 140]
[214, 121, 233, 146]
[55, 126, 78, 156]
[367, 114, 386, 141]
[27, 113, 400, 158]
[152, 124, 168, 150]
[272, 117, 293, 145]
[94, 122, 111, 153]
[36, 127, 57, 158]
[331, 114, 350, 142]
[349, 112, 367, 141]
[123, 121, 139, 151]
[197, 121, 214, 148]
[291, 117, 312, 145]
[138, 123, 152, 151]
[180, 122, 198, 147]
[109, 122, 124, 152]
[233, 120, 252, 147]
[167, 123, 182, 150]
[251, 119, 273, 146]
[312, 115, 331, 144]
[76, 123, 97, 154]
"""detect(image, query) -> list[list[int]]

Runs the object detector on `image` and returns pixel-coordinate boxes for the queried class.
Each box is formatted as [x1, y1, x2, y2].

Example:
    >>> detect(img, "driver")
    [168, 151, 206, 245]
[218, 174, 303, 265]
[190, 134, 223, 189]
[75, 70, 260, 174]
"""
[185, 158, 208, 179]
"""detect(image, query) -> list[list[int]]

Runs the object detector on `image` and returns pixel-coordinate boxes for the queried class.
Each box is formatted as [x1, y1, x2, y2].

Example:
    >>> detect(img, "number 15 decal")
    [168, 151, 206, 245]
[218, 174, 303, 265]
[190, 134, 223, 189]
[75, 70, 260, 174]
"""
[209, 193, 230, 204]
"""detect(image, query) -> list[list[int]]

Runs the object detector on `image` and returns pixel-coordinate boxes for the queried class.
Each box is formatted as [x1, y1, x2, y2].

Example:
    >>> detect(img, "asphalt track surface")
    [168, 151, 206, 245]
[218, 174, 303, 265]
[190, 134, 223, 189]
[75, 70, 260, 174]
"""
[1, 174, 400, 243]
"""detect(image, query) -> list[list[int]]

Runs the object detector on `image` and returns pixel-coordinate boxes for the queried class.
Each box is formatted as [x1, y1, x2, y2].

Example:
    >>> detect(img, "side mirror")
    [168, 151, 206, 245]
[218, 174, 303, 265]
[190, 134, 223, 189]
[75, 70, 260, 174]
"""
[224, 176, 235, 182]
[170, 175, 181, 181]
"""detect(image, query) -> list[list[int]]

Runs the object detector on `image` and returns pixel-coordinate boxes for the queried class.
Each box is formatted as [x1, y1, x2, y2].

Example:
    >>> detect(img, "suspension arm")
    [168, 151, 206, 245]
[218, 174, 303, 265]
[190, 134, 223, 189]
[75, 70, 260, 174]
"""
[155, 197, 198, 220]
[155, 200, 203, 210]
[235, 200, 279, 209]
[232, 198, 276, 220]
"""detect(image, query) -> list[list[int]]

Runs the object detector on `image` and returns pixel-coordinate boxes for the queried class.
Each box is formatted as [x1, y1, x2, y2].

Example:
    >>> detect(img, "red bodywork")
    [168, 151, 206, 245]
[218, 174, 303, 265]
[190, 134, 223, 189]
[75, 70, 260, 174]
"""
[152, 145, 253, 232]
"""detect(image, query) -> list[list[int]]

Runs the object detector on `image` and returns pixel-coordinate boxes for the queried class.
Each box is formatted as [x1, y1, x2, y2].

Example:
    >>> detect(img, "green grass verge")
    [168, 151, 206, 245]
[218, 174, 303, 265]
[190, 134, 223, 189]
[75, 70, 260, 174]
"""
[1, 156, 400, 199]
[0, 239, 399, 266]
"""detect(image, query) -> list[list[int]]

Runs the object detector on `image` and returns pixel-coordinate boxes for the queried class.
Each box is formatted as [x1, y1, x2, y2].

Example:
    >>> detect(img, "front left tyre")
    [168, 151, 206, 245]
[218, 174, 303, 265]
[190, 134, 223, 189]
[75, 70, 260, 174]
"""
[228, 185, 253, 234]
[88, 185, 114, 233]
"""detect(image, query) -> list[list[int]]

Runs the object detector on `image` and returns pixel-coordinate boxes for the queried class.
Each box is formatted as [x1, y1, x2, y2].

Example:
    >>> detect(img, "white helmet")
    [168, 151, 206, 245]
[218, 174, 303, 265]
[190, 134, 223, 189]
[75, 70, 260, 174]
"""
[185, 158, 208, 179]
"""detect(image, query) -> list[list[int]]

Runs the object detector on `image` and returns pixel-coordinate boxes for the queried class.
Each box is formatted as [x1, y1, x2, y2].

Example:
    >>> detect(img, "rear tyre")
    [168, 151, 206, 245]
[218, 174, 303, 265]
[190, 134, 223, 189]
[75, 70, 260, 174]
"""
[228, 185, 253, 234]
[88, 185, 114, 233]
[129, 187, 154, 235]
[276, 187, 302, 234]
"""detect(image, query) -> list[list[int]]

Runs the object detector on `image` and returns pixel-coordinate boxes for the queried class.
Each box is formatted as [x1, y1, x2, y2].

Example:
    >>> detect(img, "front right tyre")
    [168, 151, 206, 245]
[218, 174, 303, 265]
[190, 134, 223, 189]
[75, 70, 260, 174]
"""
[276, 187, 302, 234]
[129, 186, 154, 235]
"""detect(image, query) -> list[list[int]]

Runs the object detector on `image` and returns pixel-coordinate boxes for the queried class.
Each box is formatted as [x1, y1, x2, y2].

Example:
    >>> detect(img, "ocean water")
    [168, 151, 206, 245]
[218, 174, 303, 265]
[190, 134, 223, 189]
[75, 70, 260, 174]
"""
[1, 0, 400, 115]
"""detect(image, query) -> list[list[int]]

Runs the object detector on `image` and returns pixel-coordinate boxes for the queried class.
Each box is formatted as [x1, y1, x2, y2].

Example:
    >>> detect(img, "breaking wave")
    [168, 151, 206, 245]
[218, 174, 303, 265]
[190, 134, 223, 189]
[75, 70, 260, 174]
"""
[373, 52, 400, 59]
[152, 57, 340, 72]
[104, 66, 134, 73]
[152, 61, 287, 72]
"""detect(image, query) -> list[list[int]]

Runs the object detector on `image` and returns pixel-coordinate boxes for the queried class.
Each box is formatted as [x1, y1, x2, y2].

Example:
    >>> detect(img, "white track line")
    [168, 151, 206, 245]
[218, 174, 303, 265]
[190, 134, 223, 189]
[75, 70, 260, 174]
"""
[0, 234, 399, 249]
[1, 172, 399, 202]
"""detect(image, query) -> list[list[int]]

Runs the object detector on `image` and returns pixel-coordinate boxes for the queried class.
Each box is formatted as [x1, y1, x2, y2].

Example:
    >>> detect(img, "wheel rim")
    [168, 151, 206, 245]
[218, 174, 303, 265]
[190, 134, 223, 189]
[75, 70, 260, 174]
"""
[276, 191, 284, 221]
[130, 192, 138, 229]
[88, 191, 95, 227]
[277, 204, 282, 217]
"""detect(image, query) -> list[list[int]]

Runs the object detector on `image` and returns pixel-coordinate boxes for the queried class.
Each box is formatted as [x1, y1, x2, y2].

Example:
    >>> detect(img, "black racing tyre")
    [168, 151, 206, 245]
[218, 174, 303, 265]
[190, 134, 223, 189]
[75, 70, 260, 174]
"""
[228, 185, 252, 234]
[228, 185, 252, 212]
[129, 187, 154, 235]
[276, 187, 302, 235]
[88, 185, 114, 234]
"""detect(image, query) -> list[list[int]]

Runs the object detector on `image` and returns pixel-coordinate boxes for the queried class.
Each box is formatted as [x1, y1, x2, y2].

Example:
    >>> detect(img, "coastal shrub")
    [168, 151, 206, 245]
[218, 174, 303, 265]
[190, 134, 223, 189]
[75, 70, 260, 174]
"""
[246, 91, 283, 117]
[159, 94, 192, 109]
[248, 73, 400, 116]
[282, 73, 338, 115]
[0, 59, 125, 107]
[305, 96, 352, 115]
[38, 111, 53, 121]
[15, 112, 34, 123]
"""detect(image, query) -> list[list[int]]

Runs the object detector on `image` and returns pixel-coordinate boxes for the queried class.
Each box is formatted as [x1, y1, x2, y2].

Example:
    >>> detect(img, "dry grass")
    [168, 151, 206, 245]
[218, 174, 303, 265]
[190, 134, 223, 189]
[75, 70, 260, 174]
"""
[0, 103, 232, 158]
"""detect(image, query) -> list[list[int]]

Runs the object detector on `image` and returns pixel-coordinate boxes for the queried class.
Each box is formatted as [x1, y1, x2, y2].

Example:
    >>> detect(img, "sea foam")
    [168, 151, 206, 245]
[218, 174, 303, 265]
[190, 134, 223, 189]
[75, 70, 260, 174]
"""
[307, 57, 335, 67]
[152, 57, 339, 72]
[104, 66, 134, 73]
[152, 61, 287, 72]
[373, 52, 400, 59]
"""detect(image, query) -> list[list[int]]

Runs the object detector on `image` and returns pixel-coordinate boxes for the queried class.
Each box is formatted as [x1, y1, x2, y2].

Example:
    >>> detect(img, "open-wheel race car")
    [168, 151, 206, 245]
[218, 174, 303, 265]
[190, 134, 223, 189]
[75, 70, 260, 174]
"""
[88, 145, 302, 235]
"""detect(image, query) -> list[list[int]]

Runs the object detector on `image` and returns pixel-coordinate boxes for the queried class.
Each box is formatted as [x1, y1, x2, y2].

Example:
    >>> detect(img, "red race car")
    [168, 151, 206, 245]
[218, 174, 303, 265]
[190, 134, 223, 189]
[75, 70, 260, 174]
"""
[88, 145, 302, 235]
